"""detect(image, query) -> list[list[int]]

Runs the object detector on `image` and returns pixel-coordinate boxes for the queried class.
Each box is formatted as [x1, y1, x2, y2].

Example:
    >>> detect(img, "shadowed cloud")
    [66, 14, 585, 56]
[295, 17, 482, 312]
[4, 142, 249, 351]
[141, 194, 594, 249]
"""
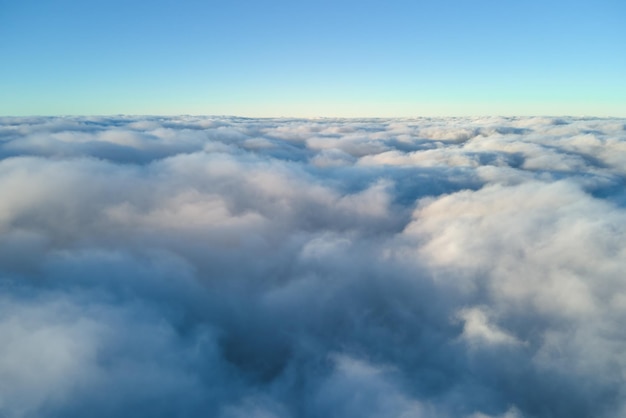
[0, 115, 625, 417]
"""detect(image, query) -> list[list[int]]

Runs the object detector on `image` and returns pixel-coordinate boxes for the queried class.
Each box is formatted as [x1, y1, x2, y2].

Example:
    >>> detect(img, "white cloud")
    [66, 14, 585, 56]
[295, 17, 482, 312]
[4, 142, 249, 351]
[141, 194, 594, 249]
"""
[457, 307, 522, 346]
[0, 115, 624, 417]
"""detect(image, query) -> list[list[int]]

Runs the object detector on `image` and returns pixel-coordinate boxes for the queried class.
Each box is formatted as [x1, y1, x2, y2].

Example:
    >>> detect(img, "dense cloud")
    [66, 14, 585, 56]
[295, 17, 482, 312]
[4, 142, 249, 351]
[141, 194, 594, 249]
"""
[0, 115, 625, 417]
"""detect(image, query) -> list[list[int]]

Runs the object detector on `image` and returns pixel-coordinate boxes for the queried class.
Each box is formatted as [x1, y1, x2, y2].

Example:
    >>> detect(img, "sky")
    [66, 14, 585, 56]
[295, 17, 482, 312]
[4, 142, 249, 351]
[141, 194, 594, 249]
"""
[1, 0, 625, 117]
[0, 114, 625, 417]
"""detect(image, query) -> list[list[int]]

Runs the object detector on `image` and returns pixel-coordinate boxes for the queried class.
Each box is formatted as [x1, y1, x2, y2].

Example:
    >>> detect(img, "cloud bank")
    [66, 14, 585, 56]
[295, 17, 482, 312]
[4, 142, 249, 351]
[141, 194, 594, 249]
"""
[0, 115, 625, 417]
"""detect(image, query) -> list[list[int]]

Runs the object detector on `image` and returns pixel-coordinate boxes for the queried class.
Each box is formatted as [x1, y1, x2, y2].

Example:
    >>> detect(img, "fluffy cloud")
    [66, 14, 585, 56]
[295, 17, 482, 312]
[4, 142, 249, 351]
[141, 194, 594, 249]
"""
[0, 115, 625, 417]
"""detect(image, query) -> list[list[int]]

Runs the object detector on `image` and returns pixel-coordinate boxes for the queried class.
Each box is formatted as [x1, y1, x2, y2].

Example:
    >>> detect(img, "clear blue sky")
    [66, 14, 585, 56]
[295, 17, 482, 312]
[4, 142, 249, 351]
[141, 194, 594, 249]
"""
[1, 0, 625, 117]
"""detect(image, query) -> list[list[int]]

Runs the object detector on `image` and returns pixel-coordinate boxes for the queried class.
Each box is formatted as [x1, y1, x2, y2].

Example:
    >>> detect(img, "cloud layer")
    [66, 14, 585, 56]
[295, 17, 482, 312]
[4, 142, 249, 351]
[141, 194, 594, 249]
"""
[0, 115, 625, 417]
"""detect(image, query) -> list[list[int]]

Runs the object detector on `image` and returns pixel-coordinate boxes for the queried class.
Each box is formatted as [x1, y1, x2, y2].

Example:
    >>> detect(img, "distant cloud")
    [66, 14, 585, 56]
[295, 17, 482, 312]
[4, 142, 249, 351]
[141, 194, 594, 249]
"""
[0, 115, 625, 417]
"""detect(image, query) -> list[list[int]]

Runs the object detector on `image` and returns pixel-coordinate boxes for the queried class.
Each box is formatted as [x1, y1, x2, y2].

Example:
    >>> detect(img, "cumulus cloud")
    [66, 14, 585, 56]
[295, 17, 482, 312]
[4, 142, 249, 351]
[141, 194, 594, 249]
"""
[0, 115, 625, 417]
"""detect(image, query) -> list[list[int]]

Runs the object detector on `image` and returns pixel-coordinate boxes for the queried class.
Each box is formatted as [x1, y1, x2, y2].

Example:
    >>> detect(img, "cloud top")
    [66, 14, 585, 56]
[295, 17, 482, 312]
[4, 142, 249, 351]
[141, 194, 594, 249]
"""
[0, 115, 625, 417]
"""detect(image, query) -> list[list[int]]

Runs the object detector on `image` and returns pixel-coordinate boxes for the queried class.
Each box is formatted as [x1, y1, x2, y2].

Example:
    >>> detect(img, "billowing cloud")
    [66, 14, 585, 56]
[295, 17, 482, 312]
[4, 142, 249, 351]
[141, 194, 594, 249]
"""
[0, 115, 625, 417]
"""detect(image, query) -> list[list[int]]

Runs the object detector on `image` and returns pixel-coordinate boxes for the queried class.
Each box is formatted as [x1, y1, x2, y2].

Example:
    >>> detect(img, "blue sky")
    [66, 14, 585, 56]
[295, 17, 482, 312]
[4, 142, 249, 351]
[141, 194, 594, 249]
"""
[1, 0, 625, 117]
